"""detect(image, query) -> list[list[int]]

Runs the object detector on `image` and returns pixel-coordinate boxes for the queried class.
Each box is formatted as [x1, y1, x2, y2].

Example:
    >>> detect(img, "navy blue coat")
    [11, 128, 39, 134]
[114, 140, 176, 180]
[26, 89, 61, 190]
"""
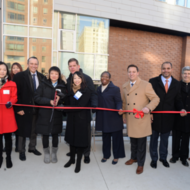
[95, 82, 123, 133]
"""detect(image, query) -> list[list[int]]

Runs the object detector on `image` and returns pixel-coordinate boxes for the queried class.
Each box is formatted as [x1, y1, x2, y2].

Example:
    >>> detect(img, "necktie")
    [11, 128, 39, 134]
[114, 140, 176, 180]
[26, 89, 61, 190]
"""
[32, 74, 36, 91]
[165, 79, 168, 93]
[131, 83, 134, 87]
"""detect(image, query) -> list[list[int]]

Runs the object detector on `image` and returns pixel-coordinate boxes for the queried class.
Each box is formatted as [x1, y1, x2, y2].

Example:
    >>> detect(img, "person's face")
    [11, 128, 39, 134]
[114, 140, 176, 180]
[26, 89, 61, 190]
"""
[182, 70, 190, 83]
[161, 63, 172, 78]
[68, 61, 80, 74]
[50, 70, 59, 82]
[101, 73, 110, 85]
[73, 74, 82, 86]
[12, 65, 21, 75]
[0, 65, 7, 78]
[28, 58, 39, 73]
[127, 67, 139, 82]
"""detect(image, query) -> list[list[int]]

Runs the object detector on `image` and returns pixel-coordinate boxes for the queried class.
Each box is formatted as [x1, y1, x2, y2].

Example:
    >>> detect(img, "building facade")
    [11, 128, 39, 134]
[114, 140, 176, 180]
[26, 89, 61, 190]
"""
[1, 0, 190, 90]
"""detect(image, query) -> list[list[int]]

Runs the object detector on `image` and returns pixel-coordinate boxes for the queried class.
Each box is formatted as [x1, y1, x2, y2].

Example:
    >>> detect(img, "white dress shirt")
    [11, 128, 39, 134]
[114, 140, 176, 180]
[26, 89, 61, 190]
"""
[31, 71, 39, 89]
[130, 81, 136, 87]
[161, 75, 172, 88]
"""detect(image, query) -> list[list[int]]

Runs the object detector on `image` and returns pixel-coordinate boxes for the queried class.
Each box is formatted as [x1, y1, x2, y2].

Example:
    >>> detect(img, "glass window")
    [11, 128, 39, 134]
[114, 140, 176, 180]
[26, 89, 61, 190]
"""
[4, 0, 28, 24]
[29, 27, 52, 38]
[76, 15, 109, 54]
[60, 31, 75, 51]
[4, 24, 27, 36]
[94, 55, 108, 79]
[176, 0, 185, 6]
[29, 38, 52, 75]
[44, 0, 48, 4]
[58, 52, 94, 78]
[32, 46, 36, 51]
[187, 0, 190, 7]
[30, 0, 53, 26]
[33, 38, 36, 42]
[3, 36, 27, 70]
[59, 13, 76, 30]
[53, 11, 58, 50]
[33, 18, 37, 24]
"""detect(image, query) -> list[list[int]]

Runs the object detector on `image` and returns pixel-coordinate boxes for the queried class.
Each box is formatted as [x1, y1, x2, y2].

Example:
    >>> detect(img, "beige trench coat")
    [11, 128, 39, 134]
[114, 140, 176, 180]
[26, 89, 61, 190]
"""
[122, 77, 160, 138]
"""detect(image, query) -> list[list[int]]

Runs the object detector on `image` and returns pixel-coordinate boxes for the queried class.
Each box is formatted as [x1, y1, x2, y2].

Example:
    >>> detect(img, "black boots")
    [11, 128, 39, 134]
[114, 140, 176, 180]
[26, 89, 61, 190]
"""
[6, 156, 13, 168]
[64, 159, 75, 168]
[64, 145, 75, 168]
[0, 157, 3, 168]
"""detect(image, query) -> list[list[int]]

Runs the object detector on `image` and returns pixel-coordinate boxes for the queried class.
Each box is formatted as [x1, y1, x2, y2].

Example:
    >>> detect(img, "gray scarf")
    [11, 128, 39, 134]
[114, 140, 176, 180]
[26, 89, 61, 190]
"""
[0, 76, 8, 89]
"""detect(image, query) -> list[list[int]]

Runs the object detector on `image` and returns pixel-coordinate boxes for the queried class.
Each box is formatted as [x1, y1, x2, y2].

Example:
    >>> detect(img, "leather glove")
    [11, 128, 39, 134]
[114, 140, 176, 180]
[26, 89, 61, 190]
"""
[5, 102, 12, 109]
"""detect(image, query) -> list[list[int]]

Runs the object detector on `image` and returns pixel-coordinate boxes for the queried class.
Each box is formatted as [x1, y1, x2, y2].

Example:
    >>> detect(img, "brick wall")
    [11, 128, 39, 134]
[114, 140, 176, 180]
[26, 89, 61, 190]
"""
[108, 26, 183, 91]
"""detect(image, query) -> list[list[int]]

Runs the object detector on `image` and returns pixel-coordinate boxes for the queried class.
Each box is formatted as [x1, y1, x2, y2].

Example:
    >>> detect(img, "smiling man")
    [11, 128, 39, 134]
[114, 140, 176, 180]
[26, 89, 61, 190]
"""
[13, 56, 45, 161]
[149, 62, 187, 169]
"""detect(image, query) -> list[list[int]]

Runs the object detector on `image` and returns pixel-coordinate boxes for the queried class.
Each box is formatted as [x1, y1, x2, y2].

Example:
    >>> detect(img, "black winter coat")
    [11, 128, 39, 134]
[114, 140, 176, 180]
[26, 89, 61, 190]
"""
[175, 81, 190, 133]
[34, 79, 67, 135]
[64, 87, 91, 147]
[149, 75, 184, 134]
[67, 69, 98, 107]
[13, 69, 45, 137]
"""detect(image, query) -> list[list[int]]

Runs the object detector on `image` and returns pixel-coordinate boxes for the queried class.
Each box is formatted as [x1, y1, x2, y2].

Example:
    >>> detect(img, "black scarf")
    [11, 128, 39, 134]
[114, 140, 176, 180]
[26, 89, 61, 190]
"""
[0, 76, 8, 89]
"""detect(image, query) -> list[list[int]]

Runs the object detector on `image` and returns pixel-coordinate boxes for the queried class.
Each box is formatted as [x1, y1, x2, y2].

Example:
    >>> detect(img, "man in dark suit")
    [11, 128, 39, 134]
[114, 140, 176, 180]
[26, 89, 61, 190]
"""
[13, 56, 45, 161]
[149, 62, 186, 169]
[170, 66, 190, 167]
[66, 58, 98, 164]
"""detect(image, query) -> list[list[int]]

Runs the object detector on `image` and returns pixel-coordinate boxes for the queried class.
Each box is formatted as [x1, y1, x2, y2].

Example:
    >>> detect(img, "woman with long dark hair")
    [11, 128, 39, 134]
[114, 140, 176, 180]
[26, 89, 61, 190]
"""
[64, 71, 91, 173]
[34, 66, 67, 164]
[0, 62, 18, 169]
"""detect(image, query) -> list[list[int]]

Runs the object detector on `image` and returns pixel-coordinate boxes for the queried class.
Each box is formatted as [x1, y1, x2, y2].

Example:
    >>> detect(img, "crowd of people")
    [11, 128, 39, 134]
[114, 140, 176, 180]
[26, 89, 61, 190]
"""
[0, 57, 190, 174]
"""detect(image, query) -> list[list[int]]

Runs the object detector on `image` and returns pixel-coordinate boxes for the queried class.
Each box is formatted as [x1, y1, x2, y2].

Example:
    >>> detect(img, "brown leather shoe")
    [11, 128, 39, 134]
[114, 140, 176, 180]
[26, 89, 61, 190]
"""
[125, 159, 137, 165]
[136, 166, 143, 174]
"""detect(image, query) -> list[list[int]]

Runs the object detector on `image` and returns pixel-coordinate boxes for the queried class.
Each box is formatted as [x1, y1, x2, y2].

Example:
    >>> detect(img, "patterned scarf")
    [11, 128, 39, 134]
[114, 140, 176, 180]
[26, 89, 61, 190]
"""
[0, 76, 8, 89]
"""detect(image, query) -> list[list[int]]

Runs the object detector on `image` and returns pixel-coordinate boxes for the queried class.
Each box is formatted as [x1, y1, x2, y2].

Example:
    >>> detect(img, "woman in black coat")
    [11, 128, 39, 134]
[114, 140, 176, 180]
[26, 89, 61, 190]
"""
[64, 71, 91, 173]
[96, 71, 125, 164]
[34, 66, 67, 164]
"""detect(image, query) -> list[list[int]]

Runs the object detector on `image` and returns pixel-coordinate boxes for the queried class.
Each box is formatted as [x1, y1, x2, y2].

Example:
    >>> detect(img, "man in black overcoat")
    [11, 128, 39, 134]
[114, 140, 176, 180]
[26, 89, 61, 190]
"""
[170, 66, 190, 166]
[66, 58, 98, 164]
[149, 62, 186, 169]
[13, 56, 45, 161]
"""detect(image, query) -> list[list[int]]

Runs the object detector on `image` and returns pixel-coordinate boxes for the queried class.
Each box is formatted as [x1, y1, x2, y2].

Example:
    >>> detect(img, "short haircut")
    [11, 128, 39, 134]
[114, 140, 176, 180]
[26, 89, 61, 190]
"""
[27, 56, 39, 65]
[68, 58, 79, 65]
[182, 66, 190, 74]
[101, 71, 111, 79]
[48, 66, 62, 84]
[161, 62, 172, 68]
[127, 64, 139, 72]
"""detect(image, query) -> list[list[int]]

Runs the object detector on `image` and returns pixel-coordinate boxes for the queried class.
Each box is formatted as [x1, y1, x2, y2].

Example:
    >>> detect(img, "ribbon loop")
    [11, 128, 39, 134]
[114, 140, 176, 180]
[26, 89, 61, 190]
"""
[133, 109, 144, 119]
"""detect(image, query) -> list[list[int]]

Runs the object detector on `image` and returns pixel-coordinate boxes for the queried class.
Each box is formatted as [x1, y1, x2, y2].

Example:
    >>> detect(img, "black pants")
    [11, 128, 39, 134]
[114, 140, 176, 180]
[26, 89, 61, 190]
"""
[150, 130, 170, 161]
[42, 134, 59, 148]
[18, 115, 37, 153]
[172, 130, 190, 161]
[0, 133, 12, 157]
[83, 123, 91, 157]
[103, 130, 125, 159]
[130, 137, 147, 166]
[70, 145, 86, 164]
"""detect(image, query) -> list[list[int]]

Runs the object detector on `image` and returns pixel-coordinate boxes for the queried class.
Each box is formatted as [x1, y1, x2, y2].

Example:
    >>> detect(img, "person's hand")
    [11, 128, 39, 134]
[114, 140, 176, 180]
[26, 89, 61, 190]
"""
[123, 118, 126, 123]
[5, 102, 12, 109]
[142, 107, 150, 114]
[180, 109, 187, 117]
[150, 114, 153, 123]
[17, 110, 25, 115]
[50, 100, 57, 106]
[118, 109, 123, 115]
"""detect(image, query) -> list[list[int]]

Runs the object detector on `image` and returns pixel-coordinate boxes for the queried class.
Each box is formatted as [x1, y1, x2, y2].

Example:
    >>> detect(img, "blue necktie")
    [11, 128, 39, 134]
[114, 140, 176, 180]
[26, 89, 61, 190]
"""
[131, 83, 134, 87]
[32, 74, 36, 91]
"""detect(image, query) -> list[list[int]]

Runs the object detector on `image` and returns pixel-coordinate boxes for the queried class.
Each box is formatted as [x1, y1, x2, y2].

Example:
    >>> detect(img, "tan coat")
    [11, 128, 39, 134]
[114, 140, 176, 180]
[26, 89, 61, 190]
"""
[122, 77, 160, 138]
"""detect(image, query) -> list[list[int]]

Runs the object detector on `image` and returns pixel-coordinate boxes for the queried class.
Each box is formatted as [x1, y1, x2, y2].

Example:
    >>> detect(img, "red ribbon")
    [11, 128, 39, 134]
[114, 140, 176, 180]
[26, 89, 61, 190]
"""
[133, 109, 144, 119]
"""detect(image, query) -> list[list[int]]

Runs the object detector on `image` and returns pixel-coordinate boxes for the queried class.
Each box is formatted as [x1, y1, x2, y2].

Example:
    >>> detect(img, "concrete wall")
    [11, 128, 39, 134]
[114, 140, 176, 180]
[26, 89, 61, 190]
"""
[54, 0, 190, 34]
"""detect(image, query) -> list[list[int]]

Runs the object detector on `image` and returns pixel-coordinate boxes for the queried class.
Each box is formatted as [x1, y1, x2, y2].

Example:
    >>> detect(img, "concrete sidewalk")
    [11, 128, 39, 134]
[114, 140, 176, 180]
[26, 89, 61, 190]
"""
[0, 137, 190, 190]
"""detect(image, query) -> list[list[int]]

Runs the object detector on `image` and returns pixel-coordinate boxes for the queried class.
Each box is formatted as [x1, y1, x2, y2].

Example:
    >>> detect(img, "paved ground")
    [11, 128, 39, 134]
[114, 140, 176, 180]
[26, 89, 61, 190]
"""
[0, 136, 190, 190]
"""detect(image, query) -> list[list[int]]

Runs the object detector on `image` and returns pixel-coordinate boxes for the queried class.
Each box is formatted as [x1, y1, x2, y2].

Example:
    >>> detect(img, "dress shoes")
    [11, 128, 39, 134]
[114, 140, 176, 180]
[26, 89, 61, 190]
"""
[84, 156, 90, 164]
[19, 152, 26, 161]
[150, 161, 157, 169]
[169, 157, 178, 163]
[66, 152, 71, 157]
[181, 160, 189, 167]
[28, 149, 42, 156]
[101, 158, 107, 163]
[136, 166, 143, 174]
[125, 159, 137, 165]
[112, 160, 118, 165]
[159, 159, 170, 167]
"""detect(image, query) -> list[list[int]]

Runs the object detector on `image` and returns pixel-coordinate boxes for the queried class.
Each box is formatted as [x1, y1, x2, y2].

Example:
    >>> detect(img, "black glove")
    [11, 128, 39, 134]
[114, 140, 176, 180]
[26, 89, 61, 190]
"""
[57, 91, 66, 99]
[5, 102, 12, 109]
[92, 106, 97, 113]
[56, 104, 64, 112]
